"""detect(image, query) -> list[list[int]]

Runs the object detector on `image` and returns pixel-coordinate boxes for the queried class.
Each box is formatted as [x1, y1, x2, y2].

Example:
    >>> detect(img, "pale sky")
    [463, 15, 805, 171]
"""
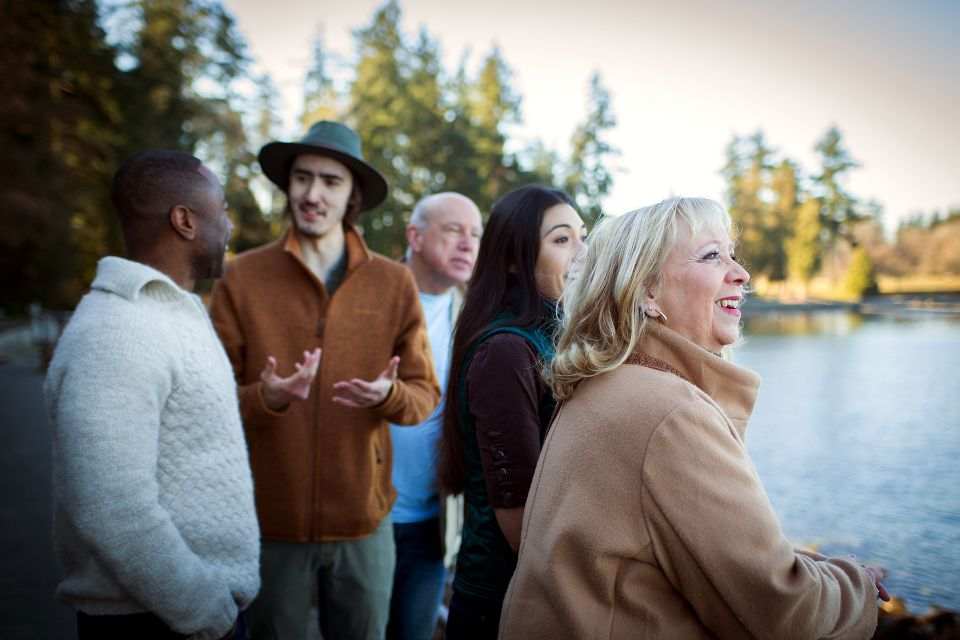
[225, 0, 959, 228]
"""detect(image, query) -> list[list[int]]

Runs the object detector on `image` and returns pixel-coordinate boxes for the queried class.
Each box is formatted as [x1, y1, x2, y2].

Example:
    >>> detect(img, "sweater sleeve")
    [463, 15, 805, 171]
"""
[466, 334, 544, 509]
[209, 271, 287, 423]
[46, 316, 237, 638]
[641, 402, 878, 640]
[374, 268, 441, 425]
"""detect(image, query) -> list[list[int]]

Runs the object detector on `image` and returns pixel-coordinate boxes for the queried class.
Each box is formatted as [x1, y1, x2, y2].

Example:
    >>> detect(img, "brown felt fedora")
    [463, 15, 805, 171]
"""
[258, 121, 388, 211]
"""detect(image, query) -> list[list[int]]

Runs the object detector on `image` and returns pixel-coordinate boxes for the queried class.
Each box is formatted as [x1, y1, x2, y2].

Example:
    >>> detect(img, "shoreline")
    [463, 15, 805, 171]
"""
[743, 294, 960, 318]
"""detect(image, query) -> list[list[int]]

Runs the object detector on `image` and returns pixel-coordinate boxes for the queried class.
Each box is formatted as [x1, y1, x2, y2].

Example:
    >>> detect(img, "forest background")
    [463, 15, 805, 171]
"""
[2, 0, 958, 314]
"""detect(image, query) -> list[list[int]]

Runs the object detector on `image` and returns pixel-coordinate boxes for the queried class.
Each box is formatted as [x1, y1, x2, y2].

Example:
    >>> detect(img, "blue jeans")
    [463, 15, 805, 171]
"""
[387, 517, 446, 640]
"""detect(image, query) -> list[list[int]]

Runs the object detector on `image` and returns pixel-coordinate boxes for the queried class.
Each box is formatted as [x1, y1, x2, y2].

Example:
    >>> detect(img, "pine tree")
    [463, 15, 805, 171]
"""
[813, 125, 862, 242]
[347, 0, 412, 256]
[111, 0, 265, 262]
[434, 53, 486, 208]
[403, 28, 449, 199]
[843, 247, 877, 299]
[0, 0, 123, 310]
[564, 72, 618, 225]
[724, 131, 774, 276]
[253, 73, 286, 222]
[302, 30, 341, 127]
[767, 159, 800, 281]
[468, 46, 521, 208]
[786, 198, 823, 286]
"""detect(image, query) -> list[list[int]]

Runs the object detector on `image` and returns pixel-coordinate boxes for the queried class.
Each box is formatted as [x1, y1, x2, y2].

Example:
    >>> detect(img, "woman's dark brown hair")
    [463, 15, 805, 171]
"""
[437, 185, 574, 495]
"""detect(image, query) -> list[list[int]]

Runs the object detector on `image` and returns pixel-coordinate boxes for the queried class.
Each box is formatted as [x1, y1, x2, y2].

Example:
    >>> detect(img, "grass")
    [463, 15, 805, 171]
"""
[876, 275, 960, 294]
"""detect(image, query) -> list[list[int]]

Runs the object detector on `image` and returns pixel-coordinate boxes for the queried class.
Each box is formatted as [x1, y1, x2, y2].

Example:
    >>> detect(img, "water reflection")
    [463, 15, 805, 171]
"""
[734, 313, 960, 613]
[743, 311, 865, 336]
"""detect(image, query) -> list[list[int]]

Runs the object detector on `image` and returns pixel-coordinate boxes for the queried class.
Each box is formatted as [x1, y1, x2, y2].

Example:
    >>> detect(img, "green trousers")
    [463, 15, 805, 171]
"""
[247, 515, 395, 640]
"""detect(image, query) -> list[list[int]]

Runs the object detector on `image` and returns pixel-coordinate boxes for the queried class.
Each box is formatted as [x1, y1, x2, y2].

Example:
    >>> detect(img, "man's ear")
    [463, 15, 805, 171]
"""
[405, 225, 422, 253]
[170, 204, 197, 240]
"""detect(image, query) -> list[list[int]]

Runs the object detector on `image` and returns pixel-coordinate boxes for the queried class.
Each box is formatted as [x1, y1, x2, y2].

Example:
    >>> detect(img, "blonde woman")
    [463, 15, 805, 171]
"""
[498, 198, 887, 639]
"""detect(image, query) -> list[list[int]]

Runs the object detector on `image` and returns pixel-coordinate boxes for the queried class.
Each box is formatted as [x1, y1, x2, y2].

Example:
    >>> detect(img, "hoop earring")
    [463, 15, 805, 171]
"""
[644, 308, 668, 322]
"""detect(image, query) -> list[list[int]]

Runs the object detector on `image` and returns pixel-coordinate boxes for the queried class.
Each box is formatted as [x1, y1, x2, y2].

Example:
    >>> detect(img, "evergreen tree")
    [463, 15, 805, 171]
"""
[347, 0, 412, 256]
[843, 246, 878, 298]
[433, 53, 486, 207]
[564, 72, 618, 225]
[767, 159, 799, 280]
[724, 131, 774, 276]
[1, 0, 123, 311]
[253, 73, 286, 222]
[403, 28, 449, 199]
[302, 30, 341, 126]
[813, 125, 862, 242]
[467, 46, 521, 209]
[111, 0, 266, 261]
[721, 135, 747, 219]
[786, 197, 823, 285]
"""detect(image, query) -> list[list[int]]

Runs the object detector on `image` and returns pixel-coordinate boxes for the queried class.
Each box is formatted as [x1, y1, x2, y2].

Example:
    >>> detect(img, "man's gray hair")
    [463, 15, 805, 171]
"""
[405, 192, 476, 260]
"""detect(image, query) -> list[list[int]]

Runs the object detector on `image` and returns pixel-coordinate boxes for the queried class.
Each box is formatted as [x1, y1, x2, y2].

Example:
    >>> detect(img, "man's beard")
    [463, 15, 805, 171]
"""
[193, 244, 225, 281]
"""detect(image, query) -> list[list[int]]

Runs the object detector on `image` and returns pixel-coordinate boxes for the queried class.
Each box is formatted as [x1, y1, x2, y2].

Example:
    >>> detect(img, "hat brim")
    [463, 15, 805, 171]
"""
[258, 141, 388, 211]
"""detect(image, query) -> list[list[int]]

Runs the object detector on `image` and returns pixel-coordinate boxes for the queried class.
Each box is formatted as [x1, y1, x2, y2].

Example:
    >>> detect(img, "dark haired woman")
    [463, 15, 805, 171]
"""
[438, 185, 586, 639]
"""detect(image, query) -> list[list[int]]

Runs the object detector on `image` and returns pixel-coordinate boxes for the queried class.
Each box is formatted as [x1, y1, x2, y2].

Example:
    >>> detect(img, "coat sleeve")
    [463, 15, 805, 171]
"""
[641, 402, 878, 640]
[374, 268, 441, 425]
[209, 271, 287, 424]
[466, 334, 544, 509]
[46, 318, 237, 638]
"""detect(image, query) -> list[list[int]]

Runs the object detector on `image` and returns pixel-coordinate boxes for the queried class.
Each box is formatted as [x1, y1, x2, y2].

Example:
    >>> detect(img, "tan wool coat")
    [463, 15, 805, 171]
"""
[499, 322, 878, 640]
[209, 226, 440, 542]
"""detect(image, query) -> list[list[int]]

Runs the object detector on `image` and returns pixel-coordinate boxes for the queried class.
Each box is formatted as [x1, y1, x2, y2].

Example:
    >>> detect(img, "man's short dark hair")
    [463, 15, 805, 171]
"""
[112, 150, 210, 226]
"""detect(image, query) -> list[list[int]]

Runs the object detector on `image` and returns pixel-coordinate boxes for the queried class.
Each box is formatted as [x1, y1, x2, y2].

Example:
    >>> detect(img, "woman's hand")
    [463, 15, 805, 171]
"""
[863, 564, 890, 601]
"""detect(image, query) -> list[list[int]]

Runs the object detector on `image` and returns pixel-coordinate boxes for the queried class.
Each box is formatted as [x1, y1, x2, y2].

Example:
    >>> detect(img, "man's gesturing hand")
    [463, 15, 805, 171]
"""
[260, 348, 322, 412]
[332, 356, 400, 408]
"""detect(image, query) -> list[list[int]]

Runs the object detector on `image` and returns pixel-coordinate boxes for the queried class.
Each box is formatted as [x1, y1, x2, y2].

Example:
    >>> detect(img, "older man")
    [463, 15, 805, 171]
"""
[210, 121, 440, 640]
[388, 193, 483, 640]
[45, 150, 259, 640]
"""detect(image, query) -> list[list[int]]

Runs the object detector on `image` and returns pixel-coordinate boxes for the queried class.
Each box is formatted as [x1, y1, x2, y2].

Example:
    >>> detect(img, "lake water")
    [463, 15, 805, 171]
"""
[735, 311, 960, 613]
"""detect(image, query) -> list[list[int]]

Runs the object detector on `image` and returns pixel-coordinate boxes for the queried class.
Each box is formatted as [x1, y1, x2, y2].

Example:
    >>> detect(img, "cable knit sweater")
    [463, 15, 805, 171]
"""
[45, 257, 260, 640]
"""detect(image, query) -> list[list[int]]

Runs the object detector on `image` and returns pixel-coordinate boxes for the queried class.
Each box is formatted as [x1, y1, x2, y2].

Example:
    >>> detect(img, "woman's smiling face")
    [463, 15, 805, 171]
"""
[652, 224, 750, 352]
[534, 203, 587, 301]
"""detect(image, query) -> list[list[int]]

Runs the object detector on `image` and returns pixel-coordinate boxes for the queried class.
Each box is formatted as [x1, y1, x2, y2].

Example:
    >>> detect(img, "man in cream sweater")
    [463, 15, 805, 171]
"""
[45, 150, 261, 639]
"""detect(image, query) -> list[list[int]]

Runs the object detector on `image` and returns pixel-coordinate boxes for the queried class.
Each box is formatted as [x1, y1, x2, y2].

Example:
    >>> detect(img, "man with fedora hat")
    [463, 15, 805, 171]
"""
[210, 121, 441, 640]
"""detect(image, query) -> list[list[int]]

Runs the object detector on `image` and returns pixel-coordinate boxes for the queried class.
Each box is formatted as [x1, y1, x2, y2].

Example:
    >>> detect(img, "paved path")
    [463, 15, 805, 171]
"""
[0, 362, 76, 639]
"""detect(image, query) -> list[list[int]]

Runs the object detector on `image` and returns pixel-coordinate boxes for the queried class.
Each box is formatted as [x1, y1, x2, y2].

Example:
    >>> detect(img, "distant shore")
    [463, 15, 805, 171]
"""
[744, 293, 960, 318]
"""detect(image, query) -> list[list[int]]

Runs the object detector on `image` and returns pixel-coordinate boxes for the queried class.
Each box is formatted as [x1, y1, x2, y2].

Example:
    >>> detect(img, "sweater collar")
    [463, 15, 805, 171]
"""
[90, 256, 190, 304]
[628, 321, 760, 437]
[282, 223, 371, 275]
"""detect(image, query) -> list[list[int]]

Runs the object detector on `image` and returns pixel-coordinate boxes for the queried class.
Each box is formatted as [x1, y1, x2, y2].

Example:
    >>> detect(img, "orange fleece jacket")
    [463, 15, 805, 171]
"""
[209, 226, 440, 541]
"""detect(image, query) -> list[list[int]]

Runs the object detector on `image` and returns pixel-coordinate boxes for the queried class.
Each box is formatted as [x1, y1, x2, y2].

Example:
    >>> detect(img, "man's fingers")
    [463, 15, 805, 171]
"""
[332, 381, 378, 405]
[307, 348, 322, 374]
[351, 378, 378, 393]
[332, 396, 364, 408]
[381, 356, 400, 381]
[261, 356, 278, 381]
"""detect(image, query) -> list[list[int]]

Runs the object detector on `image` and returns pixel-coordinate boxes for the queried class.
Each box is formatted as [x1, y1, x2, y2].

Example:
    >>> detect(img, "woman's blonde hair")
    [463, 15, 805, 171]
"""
[548, 197, 732, 400]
